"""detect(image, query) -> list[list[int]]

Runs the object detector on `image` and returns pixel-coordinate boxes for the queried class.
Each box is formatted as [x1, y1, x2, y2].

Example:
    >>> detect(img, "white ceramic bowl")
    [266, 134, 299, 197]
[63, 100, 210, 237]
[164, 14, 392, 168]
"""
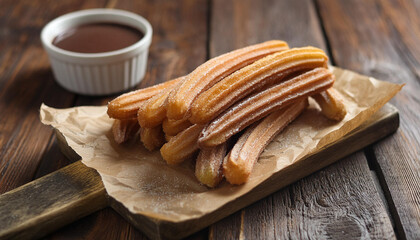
[41, 9, 152, 95]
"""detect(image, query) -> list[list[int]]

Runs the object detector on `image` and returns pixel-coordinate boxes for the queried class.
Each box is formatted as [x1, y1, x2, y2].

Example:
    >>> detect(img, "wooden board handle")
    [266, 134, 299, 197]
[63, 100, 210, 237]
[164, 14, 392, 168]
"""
[0, 161, 107, 240]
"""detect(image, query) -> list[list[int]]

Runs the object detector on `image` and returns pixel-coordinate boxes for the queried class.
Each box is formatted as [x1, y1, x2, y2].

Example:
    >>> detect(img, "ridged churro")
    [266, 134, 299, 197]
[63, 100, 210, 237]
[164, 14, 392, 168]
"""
[112, 119, 140, 144]
[162, 118, 193, 136]
[140, 126, 165, 151]
[167, 40, 289, 120]
[108, 77, 182, 119]
[190, 47, 329, 124]
[160, 124, 205, 165]
[107, 40, 348, 187]
[137, 78, 183, 128]
[195, 142, 228, 188]
[223, 100, 307, 185]
[199, 68, 335, 147]
[312, 88, 347, 121]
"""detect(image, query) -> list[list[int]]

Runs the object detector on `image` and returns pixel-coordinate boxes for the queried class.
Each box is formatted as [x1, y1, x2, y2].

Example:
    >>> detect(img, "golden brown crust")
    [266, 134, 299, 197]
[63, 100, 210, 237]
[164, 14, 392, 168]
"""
[140, 126, 165, 151]
[112, 119, 140, 144]
[107, 77, 182, 119]
[167, 40, 289, 120]
[312, 88, 347, 121]
[199, 68, 335, 147]
[137, 77, 184, 128]
[190, 47, 329, 124]
[160, 124, 205, 165]
[223, 100, 307, 185]
[162, 117, 193, 136]
[107, 42, 346, 186]
[195, 142, 228, 188]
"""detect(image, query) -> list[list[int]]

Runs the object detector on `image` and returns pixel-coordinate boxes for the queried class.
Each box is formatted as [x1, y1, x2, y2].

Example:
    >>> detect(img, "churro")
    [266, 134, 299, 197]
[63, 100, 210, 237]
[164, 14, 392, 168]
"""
[140, 126, 165, 151]
[162, 118, 193, 136]
[137, 78, 183, 128]
[167, 40, 289, 120]
[160, 124, 205, 165]
[223, 100, 307, 185]
[312, 88, 347, 121]
[165, 133, 174, 142]
[199, 67, 335, 147]
[112, 119, 140, 144]
[107, 77, 182, 119]
[195, 142, 228, 188]
[190, 47, 329, 124]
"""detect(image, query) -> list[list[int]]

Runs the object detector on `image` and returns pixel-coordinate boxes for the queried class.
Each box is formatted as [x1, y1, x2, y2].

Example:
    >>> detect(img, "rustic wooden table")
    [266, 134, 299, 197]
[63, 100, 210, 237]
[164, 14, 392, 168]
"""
[1, 0, 419, 239]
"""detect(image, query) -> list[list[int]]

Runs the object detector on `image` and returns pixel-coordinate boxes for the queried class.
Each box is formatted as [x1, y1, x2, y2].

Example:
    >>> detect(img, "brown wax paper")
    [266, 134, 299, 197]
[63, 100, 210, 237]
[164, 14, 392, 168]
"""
[40, 67, 402, 222]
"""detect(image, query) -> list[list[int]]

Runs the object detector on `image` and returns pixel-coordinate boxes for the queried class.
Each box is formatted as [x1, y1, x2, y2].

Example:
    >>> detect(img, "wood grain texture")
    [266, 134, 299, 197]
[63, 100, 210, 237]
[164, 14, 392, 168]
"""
[0, 161, 107, 240]
[39, 0, 210, 239]
[0, 0, 417, 239]
[317, 0, 420, 238]
[209, 0, 396, 238]
[210, 0, 326, 54]
[245, 152, 394, 239]
[210, 104, 398, 240]
[0, 0, 108, 193]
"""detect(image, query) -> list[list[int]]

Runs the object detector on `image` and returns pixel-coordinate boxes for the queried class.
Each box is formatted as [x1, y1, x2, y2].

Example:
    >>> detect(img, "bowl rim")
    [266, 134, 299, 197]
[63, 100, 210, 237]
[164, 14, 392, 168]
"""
[41, 8, 153, 59]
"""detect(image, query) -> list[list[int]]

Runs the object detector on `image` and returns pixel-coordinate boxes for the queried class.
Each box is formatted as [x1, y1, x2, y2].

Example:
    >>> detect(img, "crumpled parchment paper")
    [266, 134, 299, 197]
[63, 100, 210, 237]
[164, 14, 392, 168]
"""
[40, 67, 402, 222]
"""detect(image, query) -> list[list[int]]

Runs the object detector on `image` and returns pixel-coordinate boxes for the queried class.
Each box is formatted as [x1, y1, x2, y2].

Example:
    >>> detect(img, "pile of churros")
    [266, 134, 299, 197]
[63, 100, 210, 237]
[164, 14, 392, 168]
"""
[107, 40, 347, 187]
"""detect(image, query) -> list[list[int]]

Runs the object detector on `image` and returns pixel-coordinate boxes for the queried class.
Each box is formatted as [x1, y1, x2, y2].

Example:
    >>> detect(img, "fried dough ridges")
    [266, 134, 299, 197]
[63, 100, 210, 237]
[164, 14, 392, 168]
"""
[108, 77, 182, 119]
[107, 41, 347, 186]
[223, 100, 307, 185]
[199, 67, 335, 147]
[190, 47, 329, 124]
[162, 118, 193, 136]
[140, 126, 165, 151]
[137, 77, 183, 128]
[167, 40, 289, 120]
[160, 124, 205, 165]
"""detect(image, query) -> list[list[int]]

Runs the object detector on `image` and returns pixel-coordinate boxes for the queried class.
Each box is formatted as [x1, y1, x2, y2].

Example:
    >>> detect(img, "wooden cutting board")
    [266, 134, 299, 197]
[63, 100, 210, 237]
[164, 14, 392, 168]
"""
[0, 103, 399, 240]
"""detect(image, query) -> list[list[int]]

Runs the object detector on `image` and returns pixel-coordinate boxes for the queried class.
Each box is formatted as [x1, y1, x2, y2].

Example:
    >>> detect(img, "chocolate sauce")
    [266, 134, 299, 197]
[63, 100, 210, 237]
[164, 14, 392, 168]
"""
[52, 22, 144, 53]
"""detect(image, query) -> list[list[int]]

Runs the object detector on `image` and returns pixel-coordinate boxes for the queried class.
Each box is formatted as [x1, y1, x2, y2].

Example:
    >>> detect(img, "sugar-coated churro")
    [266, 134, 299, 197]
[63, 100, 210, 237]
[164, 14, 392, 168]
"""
[108, 77, 182, 119]
[167, 40, 289, 120]
[195, 142, 228, 188]
[160, 124, 205, 165]
[223, 100, 307, 185]
[112, 119, 140, 144]
[162, 118, 193, 136]
[140, 126, 165, 151]
[199, 68, 335, 147]
[190, 47, 329, 124]
[137, 78, 183, 128]
[107, 40, 347, 187]
[312, 88, 347, 121]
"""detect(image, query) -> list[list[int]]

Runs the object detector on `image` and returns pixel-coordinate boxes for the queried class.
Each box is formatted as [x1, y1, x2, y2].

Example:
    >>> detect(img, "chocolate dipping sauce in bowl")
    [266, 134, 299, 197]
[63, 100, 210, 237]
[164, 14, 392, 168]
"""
[41, 9, 152, 95]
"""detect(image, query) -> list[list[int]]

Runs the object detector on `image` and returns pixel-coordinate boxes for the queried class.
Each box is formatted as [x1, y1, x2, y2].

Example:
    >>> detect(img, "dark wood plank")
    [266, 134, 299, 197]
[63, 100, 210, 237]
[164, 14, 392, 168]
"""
[0, 0, 139, 240]
[317, 0, 420, 238]
[0, 161, 107, 240]
[210, 0, 326, 54]
[0, 0, 110, 193]
[210, 0, 396, 238]
[248, 152, 394, 239]
[38, 0, 210, 239]
[210, 103, 398, 240]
